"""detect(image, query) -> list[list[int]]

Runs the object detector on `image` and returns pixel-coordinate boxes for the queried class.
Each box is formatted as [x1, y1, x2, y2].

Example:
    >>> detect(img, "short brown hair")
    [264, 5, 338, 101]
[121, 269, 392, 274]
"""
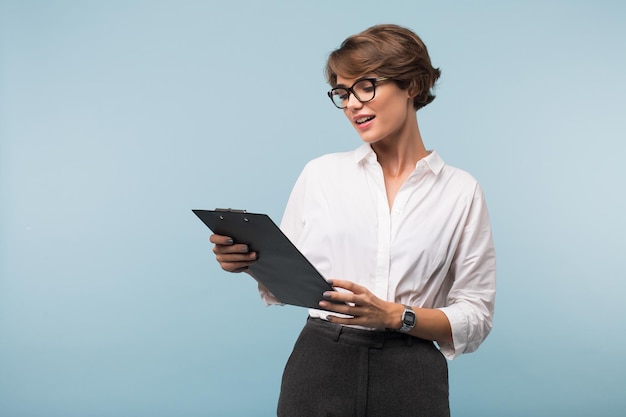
[325, 24, 441, 111]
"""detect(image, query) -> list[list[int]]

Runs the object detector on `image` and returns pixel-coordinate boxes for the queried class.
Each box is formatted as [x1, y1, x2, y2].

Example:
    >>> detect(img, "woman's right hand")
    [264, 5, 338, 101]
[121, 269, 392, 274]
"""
[209, 234, 257, 273]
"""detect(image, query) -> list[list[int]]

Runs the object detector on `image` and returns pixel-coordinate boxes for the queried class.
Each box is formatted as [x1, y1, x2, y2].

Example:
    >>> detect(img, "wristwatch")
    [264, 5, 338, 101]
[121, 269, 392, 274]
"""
[398, 305, 416, 333]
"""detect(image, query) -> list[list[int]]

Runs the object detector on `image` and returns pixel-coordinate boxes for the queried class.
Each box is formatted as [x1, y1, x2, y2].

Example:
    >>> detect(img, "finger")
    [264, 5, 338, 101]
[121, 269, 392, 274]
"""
[324, 313, 362, 326]
[321, 290, 357, 305]
[213, 243, 252, 255]
[319, 298, 357, 315]
[209, 234, 234, 245]
[328, 279, 364, 293]
[326, 315, 371, 327]
[220, 260, 255, 273]
[216, 252, 257, 263]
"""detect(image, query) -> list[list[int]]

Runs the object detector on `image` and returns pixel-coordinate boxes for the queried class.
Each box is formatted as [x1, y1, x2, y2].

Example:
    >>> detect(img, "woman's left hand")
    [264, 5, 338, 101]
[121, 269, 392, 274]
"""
[318, 279, 403, 330]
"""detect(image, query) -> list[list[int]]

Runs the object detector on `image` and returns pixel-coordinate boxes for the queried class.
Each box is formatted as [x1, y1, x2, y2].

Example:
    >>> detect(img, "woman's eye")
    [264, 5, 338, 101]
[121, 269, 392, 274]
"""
[334, 90, 349, 100]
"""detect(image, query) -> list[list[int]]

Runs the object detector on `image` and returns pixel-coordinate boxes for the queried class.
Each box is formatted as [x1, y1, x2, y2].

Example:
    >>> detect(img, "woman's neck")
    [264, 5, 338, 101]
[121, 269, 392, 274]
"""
[371, 118, 428, 179]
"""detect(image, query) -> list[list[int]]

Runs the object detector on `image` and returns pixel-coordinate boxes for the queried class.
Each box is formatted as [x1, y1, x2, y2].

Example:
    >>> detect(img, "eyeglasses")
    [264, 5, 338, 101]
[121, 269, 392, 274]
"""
[327, 77, 389, 109]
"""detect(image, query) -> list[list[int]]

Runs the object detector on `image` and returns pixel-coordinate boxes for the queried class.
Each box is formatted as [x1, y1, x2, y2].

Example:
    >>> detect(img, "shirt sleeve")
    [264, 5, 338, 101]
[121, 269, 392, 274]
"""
[437, 183, 497, 359]
[257, 164, 309, 306]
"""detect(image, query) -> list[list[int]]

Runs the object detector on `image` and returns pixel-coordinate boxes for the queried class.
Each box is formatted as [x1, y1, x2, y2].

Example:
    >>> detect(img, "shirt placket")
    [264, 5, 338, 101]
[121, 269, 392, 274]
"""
[374, 163, 428, 301]
[365, 161, 391, 300]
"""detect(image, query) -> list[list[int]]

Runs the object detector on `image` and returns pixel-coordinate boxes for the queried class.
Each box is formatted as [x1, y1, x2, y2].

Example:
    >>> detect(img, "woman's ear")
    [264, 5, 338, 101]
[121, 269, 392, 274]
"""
[407, 79, 420, 99]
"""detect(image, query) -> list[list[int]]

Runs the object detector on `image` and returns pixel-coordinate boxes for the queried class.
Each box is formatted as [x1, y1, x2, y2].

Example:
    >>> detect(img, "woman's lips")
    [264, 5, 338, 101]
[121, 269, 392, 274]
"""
[354, 115, 375, 129]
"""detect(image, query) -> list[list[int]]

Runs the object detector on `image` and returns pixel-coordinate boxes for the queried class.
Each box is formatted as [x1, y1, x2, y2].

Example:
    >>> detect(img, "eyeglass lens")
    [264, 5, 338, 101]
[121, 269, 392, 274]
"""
[330, 79, 377, 108]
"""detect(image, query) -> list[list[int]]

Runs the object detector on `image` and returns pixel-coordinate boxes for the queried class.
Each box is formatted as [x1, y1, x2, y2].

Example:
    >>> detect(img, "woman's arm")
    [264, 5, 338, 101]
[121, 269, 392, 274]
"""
[318, 279, 452, 345]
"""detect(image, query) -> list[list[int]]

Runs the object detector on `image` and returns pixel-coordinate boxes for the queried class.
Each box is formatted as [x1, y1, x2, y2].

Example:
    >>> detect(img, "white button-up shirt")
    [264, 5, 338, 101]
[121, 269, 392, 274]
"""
[260, 144, 496, 359]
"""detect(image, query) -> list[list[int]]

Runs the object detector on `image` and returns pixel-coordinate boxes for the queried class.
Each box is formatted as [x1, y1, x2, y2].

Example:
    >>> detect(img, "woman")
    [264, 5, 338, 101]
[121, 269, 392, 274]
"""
[210, 24, 496, 417]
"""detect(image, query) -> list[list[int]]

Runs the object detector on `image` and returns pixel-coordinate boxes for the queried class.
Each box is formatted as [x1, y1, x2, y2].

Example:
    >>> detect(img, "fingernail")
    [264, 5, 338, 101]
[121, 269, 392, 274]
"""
[226, 238, 234, 245]
[323, 291, 332, 299]
[326, 279, 333, 285]
[240, 245, 249, 253]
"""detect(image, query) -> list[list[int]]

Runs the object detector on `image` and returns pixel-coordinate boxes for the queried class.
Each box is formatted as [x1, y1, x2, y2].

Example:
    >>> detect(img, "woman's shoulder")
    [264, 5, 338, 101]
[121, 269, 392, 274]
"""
[442, 164, 479, 185]
[429, 151, 483, 195]
[302, 146, 366, 173]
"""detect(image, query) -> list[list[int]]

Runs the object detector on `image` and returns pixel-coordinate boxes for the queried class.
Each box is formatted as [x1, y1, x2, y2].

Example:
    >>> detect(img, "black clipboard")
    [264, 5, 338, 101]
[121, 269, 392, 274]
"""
[193, 208, 340, 310]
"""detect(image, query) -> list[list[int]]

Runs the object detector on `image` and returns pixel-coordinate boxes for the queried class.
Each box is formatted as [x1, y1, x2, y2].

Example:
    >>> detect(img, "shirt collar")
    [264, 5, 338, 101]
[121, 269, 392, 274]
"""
[353, 144, 446, 175]
[353, 143, 376, 164]
[421, 150, 445, 175]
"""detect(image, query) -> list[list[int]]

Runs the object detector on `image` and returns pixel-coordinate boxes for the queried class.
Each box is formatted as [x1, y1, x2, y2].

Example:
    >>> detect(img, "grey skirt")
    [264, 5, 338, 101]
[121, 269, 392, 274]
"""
[277, 317, 449, 417]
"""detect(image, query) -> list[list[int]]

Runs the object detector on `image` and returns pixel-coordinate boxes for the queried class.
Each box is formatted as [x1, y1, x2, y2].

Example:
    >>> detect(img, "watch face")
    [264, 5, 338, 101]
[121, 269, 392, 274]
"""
[403, 309, 416, 326]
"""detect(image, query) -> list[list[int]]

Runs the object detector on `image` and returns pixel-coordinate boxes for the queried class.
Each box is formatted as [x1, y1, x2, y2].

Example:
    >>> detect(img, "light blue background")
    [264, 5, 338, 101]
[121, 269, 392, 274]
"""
[1, 1, 625, 416]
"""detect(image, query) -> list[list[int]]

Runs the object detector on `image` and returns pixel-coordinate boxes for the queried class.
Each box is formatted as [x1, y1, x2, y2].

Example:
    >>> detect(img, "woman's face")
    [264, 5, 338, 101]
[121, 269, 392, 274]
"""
[337, 74, 415, 145]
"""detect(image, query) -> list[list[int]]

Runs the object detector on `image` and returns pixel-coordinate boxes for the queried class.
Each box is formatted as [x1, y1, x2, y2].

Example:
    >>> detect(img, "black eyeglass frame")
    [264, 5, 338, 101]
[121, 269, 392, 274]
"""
[327, 77, 390, 109]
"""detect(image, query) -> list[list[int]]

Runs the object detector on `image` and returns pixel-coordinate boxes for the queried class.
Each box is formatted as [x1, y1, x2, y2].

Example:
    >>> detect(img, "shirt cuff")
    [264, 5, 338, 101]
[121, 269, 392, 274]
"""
[437, 305, 469, 360]
[258, 284, 284, 306]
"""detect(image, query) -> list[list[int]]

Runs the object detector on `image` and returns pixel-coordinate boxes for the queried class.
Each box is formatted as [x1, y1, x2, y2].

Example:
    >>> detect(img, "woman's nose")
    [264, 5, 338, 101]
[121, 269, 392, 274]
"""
[345, 92, 363, 110]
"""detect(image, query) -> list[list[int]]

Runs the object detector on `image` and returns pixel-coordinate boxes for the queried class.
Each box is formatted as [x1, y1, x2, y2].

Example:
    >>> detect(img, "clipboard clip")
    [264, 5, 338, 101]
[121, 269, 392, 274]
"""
[215, 208, 247, 213]
[214, 208, 250, 221]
